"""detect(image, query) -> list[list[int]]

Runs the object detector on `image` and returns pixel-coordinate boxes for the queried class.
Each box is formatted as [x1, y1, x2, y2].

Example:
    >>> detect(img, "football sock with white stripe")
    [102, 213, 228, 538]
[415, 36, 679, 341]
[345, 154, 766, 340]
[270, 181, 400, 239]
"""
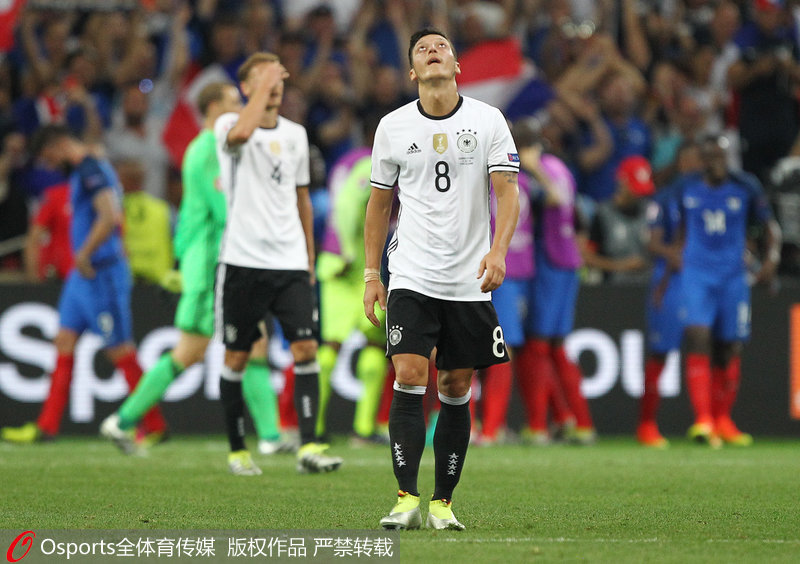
[294, 360, 320, 445]
[220, 367, 246, 452]
[432, 391, 471, 502]
[389, 383, 427, 497]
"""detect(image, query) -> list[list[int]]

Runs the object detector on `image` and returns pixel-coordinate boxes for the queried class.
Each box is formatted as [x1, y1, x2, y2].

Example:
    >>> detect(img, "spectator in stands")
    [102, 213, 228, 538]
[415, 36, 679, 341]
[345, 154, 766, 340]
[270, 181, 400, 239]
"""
[105, 84, 171, 201]
[199, 12, 246, 82]
[577, 69, 651, 203]
[580, 155, 655, 283]
[306, 59, 357, 172]
[18, 9, 72, 88]
[117, 158, 173, 285]
[0, 58, 14, 140]
[0, 132, 28, 271]
[24, 179, 72, 282]
[651, 93, 706, 185]
[728, 0, 800, 182]
[63, 48, 114, 133]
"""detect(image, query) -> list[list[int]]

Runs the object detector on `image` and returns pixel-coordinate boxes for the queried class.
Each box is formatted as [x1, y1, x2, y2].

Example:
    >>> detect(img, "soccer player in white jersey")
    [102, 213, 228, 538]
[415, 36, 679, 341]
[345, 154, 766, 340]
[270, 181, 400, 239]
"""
[214, 52, 342, 475]
[364, 29, 520, 530]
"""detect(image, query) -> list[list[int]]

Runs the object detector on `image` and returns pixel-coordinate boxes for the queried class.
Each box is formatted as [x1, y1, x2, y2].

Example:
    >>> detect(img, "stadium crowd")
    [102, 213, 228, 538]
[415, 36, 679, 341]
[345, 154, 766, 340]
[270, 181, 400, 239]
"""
[0, 0, 796, 454]
[1, 0, 800, 279]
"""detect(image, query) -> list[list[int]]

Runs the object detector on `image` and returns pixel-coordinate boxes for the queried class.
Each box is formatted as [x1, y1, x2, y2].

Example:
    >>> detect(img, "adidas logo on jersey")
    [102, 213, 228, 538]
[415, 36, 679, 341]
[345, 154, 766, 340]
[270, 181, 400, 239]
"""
[406, 143, 421, 154]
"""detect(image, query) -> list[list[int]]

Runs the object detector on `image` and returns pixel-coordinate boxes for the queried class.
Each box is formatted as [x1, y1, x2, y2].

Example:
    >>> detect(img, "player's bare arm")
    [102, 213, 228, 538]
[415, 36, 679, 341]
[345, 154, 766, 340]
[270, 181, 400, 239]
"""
[363, 187, 394, 326]
[647, 224, 682, 271]
[24, 224, 46, 282]
[76, 188, 120, 278]
[226, 62, 287, 148]
[479, 170, 519, 293]
[755, 218, 782, 286]
[296, 185, 316, 284]
[520, 145, 563, 207]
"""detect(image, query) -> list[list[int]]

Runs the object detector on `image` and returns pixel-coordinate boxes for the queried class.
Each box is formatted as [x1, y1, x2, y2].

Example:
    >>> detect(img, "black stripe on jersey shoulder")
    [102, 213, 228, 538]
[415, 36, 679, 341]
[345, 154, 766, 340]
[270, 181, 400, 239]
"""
[416, 96, 464, 120]
[371, 179, 395, 188]
[487, 164, 520, 172]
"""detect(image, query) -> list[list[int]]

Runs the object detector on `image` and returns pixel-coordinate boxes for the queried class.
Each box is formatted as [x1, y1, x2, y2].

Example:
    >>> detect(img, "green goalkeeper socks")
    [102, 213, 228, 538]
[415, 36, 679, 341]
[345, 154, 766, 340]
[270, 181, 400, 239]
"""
[353, 345, 388, 438]
[315, 344, 337, 438]
[242, 358, 280, 441]
[118, 354, 183, 430]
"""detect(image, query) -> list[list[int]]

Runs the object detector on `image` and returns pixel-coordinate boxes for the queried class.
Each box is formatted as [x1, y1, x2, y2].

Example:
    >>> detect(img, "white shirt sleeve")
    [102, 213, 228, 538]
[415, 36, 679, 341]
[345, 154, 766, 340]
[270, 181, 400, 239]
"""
[487, 108, 520, 173]
[295, 126, 311, 187]
[370, 120, 399, 190]
[214, 112, 242, 156]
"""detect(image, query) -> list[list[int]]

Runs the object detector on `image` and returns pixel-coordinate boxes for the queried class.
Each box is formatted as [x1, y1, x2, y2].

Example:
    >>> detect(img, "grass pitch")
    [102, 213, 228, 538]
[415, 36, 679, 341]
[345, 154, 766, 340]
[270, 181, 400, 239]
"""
[2, 435, 799, 562]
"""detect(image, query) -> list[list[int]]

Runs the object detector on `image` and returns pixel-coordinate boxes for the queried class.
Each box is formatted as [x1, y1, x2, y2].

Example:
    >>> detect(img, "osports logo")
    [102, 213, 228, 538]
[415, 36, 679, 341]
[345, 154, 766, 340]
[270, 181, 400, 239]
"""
[6, 531, 35, 562]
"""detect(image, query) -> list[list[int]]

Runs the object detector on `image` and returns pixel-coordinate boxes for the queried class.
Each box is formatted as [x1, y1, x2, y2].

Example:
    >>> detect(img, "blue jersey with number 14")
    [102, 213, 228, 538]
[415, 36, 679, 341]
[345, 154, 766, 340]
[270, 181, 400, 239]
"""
[678, 171, 772, 277]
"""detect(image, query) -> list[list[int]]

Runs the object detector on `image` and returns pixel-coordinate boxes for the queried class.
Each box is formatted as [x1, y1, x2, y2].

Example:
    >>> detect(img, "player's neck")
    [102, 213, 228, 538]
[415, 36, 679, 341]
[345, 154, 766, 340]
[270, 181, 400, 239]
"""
[259, 108, 280, 129]
[203, 115, 217, 130]
[417, 81, 460, 117]
[66, 142, 87, 166]
[703, 173, 726, 187]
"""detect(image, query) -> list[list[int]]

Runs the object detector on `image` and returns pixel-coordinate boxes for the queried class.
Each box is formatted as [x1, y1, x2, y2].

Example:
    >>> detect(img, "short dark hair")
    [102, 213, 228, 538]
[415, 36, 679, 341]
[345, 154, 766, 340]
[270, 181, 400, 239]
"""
[196, 81, 233, 117]
[408, 28, 456, 67]
[236, 52, 280, 83]
[29, 124, 72, 157]
[512, 118, 545, 149]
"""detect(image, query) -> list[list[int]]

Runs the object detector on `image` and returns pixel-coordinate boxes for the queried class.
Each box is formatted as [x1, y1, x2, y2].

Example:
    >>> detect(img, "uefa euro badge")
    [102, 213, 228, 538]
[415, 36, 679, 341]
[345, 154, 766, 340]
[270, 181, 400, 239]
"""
[433, 134, 448, 154]
[270, 140, 281, 155]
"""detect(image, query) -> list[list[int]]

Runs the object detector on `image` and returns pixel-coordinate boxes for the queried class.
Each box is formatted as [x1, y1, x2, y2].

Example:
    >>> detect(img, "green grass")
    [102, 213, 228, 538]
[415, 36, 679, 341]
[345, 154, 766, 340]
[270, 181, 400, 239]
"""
[2, 436, 800, 562]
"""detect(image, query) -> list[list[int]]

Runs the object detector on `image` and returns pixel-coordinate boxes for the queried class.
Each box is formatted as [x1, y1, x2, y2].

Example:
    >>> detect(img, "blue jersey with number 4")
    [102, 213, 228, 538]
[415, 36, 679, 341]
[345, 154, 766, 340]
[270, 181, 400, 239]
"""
[678, 172, 772, 276]
[70, 156, 125, 266]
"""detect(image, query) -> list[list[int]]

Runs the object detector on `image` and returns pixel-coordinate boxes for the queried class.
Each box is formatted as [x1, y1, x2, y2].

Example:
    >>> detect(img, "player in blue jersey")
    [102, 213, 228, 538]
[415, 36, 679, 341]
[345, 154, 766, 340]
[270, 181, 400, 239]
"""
[1, 125, 167, 444]
[678, 135, 781, 446]
[638, 142, 702, 448]
[639, 182, 684, 448]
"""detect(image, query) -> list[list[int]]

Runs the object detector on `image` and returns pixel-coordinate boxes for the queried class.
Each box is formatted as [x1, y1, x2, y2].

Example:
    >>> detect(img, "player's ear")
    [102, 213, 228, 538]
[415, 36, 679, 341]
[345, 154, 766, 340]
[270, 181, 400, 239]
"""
[455, 61, 461, 75]
[409, 67, 418, 83]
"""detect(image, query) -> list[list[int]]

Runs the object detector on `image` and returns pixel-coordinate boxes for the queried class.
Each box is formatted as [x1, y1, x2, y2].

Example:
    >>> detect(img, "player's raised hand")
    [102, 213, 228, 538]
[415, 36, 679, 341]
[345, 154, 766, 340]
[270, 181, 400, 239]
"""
[364, 280, 386, 327]
[477, 249, 506, 293]
[254, 61, 289, 92]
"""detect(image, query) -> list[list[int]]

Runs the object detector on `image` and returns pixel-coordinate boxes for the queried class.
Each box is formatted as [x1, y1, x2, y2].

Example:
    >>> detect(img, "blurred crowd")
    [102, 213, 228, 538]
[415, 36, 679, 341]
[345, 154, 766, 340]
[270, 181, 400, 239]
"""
[2, 0, 800, 282]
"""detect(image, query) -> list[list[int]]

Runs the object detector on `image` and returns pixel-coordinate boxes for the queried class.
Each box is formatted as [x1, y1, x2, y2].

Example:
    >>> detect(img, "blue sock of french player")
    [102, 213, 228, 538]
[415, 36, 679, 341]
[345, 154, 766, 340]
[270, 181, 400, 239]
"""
[293, 360, 320, 445]
[389, 382, 426, 497]
[432, 390, 471, 503]
[220, 367, 246, 452]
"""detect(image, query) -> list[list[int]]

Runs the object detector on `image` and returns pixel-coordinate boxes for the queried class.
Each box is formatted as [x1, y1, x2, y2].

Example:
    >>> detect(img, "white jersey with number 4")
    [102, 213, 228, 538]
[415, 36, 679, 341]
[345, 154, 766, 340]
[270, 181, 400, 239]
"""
[370, 95, 519, 301]
[214, 112, 311, 271]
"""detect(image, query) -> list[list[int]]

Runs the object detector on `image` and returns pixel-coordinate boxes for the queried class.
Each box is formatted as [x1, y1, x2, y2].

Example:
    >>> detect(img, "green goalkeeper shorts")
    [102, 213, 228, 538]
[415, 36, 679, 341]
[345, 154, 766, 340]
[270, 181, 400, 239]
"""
[318, 254, 385, 345]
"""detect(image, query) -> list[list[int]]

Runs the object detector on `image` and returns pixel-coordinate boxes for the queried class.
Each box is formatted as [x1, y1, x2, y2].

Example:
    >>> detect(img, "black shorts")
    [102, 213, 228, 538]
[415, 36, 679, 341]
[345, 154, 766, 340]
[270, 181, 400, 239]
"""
[217, 264, 319, 351]
[386, 289, 510, 370]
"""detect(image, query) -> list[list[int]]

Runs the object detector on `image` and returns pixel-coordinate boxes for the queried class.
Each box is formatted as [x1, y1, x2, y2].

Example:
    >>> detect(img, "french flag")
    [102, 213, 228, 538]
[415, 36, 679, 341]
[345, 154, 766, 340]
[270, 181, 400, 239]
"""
[0, 0, 25, 53]
[161, 62, 230, 167]
[457, 38, 553, 121]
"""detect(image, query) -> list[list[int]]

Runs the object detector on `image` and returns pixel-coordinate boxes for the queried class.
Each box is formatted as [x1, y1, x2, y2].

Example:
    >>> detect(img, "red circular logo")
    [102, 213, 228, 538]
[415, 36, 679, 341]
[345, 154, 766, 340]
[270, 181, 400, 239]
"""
[6, 531, 35, 563]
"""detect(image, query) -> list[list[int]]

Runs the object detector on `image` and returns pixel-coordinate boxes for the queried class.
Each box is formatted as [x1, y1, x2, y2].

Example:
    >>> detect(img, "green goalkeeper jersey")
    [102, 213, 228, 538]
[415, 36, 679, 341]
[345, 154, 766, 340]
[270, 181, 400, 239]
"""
[175, 129, 227, 294]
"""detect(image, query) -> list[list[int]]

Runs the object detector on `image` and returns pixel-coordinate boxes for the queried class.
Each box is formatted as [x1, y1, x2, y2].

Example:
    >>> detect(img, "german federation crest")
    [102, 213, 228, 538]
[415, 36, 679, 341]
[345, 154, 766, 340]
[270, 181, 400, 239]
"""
[389, 325, 403, 346]
[433, 134, 448, 154]
[457, 130, 477, 153]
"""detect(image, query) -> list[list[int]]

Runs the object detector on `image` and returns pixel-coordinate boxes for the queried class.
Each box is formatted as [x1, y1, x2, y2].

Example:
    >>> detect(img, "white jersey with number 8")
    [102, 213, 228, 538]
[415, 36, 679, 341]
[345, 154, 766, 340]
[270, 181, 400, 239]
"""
[370, 96, 519, 301]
